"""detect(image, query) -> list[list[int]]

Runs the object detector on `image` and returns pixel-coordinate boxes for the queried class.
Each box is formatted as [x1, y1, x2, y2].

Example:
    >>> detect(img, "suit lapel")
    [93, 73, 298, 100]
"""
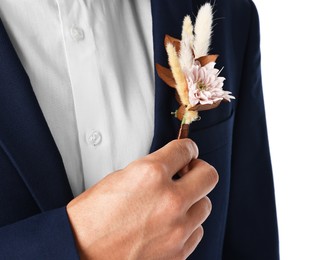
[0, 20, 74, 211]
[149, 0, 193, 152]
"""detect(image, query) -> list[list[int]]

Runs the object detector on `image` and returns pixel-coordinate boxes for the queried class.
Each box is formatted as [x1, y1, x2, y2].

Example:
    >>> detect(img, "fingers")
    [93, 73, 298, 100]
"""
[186, 197, 212, 230]
[181, 226, 204, 259]
[178, 197, 211, 259]
[147, 139, 199, 178]
[176, 159, 219, 208]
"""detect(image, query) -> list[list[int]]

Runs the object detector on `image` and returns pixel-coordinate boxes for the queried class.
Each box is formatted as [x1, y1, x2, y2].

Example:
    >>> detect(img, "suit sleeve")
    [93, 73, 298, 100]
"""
[223, 1, 279, 259]
[0, 207, 80, 260]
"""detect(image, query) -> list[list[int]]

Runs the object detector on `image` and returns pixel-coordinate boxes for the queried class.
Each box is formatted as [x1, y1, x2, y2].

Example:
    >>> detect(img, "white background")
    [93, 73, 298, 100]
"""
[252, 0, 322, 259]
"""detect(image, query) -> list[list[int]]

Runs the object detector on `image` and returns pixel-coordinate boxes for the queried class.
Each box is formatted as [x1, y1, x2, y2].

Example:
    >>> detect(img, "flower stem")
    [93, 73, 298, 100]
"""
[177, 124, 190, 139]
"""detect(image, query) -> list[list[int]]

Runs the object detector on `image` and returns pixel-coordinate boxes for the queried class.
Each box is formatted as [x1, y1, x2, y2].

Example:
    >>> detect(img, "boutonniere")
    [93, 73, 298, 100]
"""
[156, 3, 235, 139]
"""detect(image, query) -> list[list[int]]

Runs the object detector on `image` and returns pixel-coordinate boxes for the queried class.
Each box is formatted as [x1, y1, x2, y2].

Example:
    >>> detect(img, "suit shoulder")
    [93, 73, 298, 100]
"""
[229, 0, 256, 10]
[216, 0, 258, 16]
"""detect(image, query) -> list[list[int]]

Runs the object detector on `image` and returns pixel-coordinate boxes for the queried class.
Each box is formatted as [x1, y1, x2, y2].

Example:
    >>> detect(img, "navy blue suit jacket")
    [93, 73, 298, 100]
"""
[0, 0, 279, 259]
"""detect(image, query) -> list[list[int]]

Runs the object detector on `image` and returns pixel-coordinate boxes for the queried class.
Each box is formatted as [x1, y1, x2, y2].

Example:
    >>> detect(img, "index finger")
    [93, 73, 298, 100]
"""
[147, 139, 199, 178]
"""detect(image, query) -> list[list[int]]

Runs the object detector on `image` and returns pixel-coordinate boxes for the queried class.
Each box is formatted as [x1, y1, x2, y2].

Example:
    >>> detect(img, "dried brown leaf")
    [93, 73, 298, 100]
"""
[189, 100, 222, 111]
[156, 64, 176, 88]
[196, 54, 219, 67]
[164, 35, 181, 54]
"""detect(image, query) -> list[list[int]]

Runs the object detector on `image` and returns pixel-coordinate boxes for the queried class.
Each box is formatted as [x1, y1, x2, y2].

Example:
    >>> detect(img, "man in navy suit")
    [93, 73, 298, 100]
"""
[0, 0, 279, 259]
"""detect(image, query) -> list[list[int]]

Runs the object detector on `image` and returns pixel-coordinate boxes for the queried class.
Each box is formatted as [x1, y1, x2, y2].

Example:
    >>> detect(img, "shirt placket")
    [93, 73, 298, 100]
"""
[56, 0, 112, 189]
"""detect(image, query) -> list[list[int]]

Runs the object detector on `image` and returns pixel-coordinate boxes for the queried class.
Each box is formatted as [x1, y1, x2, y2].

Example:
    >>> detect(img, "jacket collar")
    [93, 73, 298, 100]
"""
[0, 20, 74, 210]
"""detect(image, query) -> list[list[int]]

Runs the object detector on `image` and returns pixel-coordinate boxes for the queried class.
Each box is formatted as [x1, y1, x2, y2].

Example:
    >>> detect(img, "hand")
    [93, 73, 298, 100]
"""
[67, 139, 219, 260]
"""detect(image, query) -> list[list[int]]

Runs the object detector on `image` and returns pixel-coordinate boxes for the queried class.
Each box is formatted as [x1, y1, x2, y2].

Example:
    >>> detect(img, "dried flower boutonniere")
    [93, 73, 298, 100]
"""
[156, 3, 235, 139]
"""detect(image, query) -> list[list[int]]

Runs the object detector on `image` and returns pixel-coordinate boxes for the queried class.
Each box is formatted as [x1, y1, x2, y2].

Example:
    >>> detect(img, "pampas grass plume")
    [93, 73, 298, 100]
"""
[166, 43, 189, 106]
[193, 3, 213, 58]
[180, 15, 194, 71]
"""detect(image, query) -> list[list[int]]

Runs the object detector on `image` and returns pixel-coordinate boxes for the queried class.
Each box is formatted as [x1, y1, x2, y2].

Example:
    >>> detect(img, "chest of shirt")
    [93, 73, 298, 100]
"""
[0, 0, 155, 195]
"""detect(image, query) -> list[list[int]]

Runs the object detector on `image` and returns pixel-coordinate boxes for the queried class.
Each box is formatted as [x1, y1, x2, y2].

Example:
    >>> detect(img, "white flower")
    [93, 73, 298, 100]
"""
[186, 61, 234, 106]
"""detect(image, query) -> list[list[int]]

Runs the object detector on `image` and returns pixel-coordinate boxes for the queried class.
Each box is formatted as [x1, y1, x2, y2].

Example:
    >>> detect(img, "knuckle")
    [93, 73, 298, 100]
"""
[127, 159, 167, 186]
[163, 225, 186, 256]
[164, 190, 185, 214]
[208, 165, 219, 186]
[145, 160, 165, 174]
[192, 226, 204, 244]
[193, 159, 219, 186]
[140, 160, 167, 178]
[198, 225, 204, 239]
[200, 161, 219, 186]
[195, 226, 204, 245]
[202, 196, 212, 213]
[175, 252, 186, 260]
[171, 225, 187, 245]
[180, 226, 204, 260]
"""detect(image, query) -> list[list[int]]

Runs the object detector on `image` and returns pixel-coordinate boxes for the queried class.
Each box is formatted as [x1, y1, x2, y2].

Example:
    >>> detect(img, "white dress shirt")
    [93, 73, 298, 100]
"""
[0, 0, 155, 196]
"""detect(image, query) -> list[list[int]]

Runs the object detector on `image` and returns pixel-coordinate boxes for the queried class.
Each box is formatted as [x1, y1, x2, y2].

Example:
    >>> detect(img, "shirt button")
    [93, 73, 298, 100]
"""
[70, 26, 85, 41]
[87, 131, 102, 146]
